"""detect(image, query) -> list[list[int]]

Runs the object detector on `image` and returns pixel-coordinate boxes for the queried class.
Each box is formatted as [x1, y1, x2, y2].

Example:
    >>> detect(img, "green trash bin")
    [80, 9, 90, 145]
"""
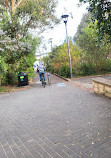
[18, 72, 28, 87]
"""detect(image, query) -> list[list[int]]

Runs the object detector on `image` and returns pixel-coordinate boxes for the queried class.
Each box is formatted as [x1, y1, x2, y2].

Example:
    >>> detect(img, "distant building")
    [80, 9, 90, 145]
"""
[36, 52, 49, 60]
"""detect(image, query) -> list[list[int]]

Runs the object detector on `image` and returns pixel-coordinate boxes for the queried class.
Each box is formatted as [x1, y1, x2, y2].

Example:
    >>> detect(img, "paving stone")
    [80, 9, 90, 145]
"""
[0, 147, 7, 158]
[0, 73, 111, 158]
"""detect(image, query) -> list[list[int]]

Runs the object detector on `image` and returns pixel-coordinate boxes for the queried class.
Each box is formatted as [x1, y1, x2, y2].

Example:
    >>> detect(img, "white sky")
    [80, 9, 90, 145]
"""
[37, 0, 88, 53]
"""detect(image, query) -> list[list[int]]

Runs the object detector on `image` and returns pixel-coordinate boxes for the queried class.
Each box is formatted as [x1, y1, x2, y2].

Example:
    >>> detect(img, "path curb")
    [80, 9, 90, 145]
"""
[53, 73, 70, 82]
[73, 73, 111, 79]
[53, 73, 93, 92]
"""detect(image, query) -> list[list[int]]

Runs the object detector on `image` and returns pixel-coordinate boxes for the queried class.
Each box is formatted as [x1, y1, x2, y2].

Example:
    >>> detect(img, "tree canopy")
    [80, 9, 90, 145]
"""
[0, 0, 59, 36]
[0, 0, 59, 85]
[79, 0, 111, 41]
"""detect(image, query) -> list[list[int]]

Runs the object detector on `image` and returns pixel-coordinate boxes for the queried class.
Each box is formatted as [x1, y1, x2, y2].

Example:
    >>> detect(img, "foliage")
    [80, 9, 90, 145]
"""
[74, 13, 91, 41]
[0, 0, 59, 85]
[16, 0, 59, 33]
[0, 27, 39, 85]
[43, 56, 54, 73]
[0, 20, 39, 85]
[57, 65, 70, 78]
[75, 21, 111, 68]
[0, 56, 8, 85]
[43, 42, 82, 77]
[43, 17, 111, 78]
[18, 54, 36, 78]
[79, 0, 111, 41]
[74, 14, 111, 76]
[99, 59, 111, 72]
[78, 62, 96, 76]
[0, 0, 59, 36]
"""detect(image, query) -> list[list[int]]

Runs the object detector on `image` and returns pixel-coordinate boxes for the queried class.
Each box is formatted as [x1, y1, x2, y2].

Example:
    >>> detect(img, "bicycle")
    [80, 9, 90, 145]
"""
[41, 73, 46, 88]
[47, 73, 51, 85]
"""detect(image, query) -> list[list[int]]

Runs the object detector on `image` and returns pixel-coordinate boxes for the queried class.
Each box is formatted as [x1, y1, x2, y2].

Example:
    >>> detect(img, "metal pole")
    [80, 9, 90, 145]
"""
[49, 38, 53, 51]
[65, 22, 73, 79]
[50, 40, 52, 51]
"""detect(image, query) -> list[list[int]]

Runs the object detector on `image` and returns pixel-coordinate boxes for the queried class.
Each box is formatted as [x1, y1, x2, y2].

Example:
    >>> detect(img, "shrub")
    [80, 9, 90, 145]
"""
[57, 65, 70, 78]
[46, 64, 54, 73]
[5, 64, 18, 85]
[0, 56, 8, 85]
[26, 66, 34, 79]
[6, 71, 17, 85]
[79, 62, 96, 76]
[18, 55, 35, 80]
[102, 59, 111, 72]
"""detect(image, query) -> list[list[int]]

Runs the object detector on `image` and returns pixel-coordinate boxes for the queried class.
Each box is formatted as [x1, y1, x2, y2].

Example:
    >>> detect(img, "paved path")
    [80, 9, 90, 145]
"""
[0, 73, 111, 158]
[70, 74, 111, 92]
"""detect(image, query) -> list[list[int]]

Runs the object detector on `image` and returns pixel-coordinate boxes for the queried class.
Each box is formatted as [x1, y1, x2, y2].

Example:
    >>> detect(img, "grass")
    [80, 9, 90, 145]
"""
[0, 85, 29, 93]
[0, 86, 12, 93]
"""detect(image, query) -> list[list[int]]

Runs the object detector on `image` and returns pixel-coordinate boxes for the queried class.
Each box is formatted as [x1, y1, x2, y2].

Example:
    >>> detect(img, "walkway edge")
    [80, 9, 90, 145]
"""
[53, 73, 70, 82]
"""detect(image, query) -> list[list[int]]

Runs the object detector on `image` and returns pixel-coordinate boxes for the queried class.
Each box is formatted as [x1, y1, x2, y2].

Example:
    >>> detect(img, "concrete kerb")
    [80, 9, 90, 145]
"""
[54, 73, 92, 92]
[54, 73, 111, 82]
[71, 73, 111, 80]
[53, 73, 70, 82]
[53, 73, 94, 92]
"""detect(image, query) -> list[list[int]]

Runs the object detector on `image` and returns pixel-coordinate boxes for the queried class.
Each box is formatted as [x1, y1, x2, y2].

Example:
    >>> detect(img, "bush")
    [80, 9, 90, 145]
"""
[46, 64, 54, 73]
[26, 66, 34, 79]
[5, 64, 18, 85]
[106, 60, 111, 72]
[79, 62, 96, 76]
[18, 55, 35, 80]
[101, 59, 111, 72]
[57, 65, 70, 78]
[0, 56, 8, 85]
[6, 71, 17, 85]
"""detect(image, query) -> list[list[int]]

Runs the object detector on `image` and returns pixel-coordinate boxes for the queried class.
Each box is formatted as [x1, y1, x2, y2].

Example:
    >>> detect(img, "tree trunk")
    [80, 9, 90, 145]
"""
[11, 0, 16, 13]
[6, 0, 8, 12]
[11, 0, 23, 13]
[15, 0, 23, 11]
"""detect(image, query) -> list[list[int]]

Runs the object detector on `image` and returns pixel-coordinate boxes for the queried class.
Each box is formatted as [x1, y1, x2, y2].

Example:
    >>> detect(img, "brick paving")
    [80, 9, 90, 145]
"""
[72, 74, 111, 84]
[70, 74, 111, 92]
[0, 73, 111, 158]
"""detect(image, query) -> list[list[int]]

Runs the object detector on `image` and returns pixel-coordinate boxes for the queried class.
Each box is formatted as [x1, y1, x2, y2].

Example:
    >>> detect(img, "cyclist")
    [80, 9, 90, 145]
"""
[38, 63, 46, 84]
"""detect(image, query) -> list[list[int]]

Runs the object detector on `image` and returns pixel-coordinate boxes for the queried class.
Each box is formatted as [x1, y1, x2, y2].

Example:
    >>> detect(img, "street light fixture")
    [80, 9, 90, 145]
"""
[61, 14, 73, 79]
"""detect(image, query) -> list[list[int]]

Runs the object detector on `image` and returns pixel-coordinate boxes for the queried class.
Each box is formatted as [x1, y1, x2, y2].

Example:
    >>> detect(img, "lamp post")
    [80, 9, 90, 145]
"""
[61, 14, 73, 79]
[48, 38, 53, 51]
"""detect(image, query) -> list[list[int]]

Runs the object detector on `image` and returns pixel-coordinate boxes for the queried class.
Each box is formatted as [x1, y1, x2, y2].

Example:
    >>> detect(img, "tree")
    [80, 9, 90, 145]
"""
[0, 56, 8, 85]
[43, 42, 82, 77]
[79, 0, 111, 41]
[0, 0, 59, 36]
[0, 0, 59, 85]
[75, 20, 111, 72]
[74, 13, 91, 42]
[0, 27, 39, 84]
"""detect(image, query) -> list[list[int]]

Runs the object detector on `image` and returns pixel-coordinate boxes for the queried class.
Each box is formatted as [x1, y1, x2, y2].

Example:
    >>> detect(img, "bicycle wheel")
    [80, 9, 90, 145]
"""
[43, 81, 45, 88]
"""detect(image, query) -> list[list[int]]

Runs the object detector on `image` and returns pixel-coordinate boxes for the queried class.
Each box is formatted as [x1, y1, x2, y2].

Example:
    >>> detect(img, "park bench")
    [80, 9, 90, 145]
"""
[92, 77, 111, 98]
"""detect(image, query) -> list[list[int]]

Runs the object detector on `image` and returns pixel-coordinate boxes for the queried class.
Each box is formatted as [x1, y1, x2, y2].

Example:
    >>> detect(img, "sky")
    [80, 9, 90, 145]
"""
[37, 0, 88, 54]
